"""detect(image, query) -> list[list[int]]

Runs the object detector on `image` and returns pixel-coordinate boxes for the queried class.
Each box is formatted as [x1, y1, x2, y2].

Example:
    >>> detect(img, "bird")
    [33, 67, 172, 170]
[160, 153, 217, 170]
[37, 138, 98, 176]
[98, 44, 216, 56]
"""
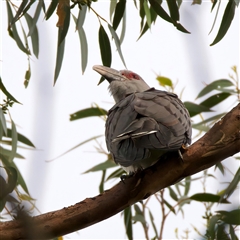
[93, 65, 192, 174]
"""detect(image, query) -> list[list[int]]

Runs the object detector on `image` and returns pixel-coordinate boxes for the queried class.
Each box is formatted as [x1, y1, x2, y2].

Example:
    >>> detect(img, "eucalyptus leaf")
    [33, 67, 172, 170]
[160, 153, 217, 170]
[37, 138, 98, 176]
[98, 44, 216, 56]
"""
[190, 193, 229, 203]
[210, 0, 236, 46]
[124, 206, 133, 240]
[166, 0, 179, 21]
[196, 79, 234, 99]
[99, 25, 112, 67]
[45, 0, 59, 20]
[200, 92, 231, 108]
[70, 107, 107, 121]
[216, 209, 240, 225]
[108, 24, 127, 68]
[83, 160, 116, 173]
[112, 0, 126, 30]
[184, 102, 212, 117]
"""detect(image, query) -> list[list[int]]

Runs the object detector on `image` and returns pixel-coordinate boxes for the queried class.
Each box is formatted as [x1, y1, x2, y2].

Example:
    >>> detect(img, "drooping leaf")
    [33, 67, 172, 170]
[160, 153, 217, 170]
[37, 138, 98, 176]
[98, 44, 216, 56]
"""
[24, 13, 39, 59]
[45, 0, 59, 20]
[27, 0, 42, 37]
[0, 108, 7, 136]
[83, 160, 116, 173]
[149, 209, 158, 237]
[70, 107, 107, 121]
[54, 36, 65, 84]
[76, 5, 87, 29]
[112, 0, 126, 30]
[206, 215, 219, 239]
[220, 167, 240, 201]
[108, 24, 127, 68]
[4, 166, 18, 195]
[56, 1, 70, 45]
[99, 25, 112, 67]
[190, 193, 230, 203]
[6, 128, 35, 147]
[196, 79, 234, 99]
[110, 0, 117, 22]
[9, 120, 18, 162]
[47, 135, 103, 162]
[119, 7, 126, 44]
[184, 102, 213, 117]
[10, 0, 29, 25]
[6, 1, 30, 55]
[1, 154, 29, 194]
[124, 206, 133, 240]
[143, 0, 151, 27]
[99, 170, 106, 193]
[163, 199, 176, 214]
[72, 13, 88, 74]
[168, 186, 178, 201]
[0, 148, 24, 159]
[184, 176, 191, 196]
[210, 0, 236, 46]
[166, 0, 179, 21]
[215, 162, 225, 175]
[200, 92, 231, 108]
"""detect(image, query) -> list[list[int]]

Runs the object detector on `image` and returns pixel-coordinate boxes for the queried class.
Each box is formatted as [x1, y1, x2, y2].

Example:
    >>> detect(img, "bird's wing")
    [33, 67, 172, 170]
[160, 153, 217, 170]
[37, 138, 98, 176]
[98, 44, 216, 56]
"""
[106, 89, 191, 167]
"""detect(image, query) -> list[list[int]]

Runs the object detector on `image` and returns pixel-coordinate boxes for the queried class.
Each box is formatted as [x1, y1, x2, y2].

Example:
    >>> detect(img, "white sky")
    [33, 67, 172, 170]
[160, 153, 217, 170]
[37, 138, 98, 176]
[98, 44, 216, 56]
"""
[1, 1, 240, 239]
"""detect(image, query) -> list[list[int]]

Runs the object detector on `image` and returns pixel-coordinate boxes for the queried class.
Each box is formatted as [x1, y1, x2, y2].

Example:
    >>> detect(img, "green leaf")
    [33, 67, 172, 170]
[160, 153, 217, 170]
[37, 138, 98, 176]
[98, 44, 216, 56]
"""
[229, 224, 237, 240]
[215, 162, 225, 175]
[58, 5, 70, 46]
[184, 102, 213, 117]
[190, 193, 230, 203]
[1, 154, 29, 194]
[110, 0, 117, 22]
[83, 160, 116, 173]
[207, 215, 219, 239]
[72, 13, 88, 74]
[76, 5, 87, 29]
[0, 77, 21, 104]
[210, 0, 236, 46]
[200, 92, 231, 108]
[216, 209, 240, 225]
[156, 76, 173, 87]
[184, 176, 191, 196]
[166, 0, 179, 21]
[196, 79, 234, 99]
[168, 186, 178, 201]
[99, 170, 106, 193]
[149, 210, 158, 237]
[27, 0, 42, 37]
[99, 25, 112, 67]
[24, 13, 39, 59]
[0, 148, 24, 159]
[112, 0, 126, 30]
[106, 167, 125, 181]
[163, 199, 176, 214]
[10, 0, 29, 25]
[6, 1, 30, 55]
[6, 128, 35, 147]
[4, 166, 18, 195]
[192, 113, 226, 131]
[9, 120, 18, 162]
[124, 206, 133, 240]
[108, 24, 127, 68]
[143, 0, 151, 27]
[47, 135, 103, 162]
[220, 167, 240, 200]
[54, 31, 65, 85]
[149, 0, 172, 23]
[70, 107, 107, 121]
[45, 0, 59, 20]
[119, 8, 126, 44]
[0, 108, 7, 136]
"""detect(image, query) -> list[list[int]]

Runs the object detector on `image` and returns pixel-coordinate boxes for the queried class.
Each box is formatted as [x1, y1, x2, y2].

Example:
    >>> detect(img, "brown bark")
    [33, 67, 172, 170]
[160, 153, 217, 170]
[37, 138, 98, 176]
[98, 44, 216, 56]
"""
[1, 103, 240, 240]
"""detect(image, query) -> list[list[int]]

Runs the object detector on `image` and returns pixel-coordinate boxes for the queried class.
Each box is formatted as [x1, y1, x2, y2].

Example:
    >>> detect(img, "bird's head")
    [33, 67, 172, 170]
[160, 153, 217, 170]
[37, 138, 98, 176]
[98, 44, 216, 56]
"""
[93, 65, 150, 102]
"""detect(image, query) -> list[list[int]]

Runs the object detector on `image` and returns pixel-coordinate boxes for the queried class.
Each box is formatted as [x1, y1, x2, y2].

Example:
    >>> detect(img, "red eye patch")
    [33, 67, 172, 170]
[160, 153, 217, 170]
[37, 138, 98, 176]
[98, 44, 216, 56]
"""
[121, 71, 140, 80]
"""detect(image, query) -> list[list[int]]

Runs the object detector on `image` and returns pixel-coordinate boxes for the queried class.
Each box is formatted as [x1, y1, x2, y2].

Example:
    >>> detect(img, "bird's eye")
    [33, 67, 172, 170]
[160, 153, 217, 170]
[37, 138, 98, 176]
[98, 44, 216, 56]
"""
[131, 73, 140, 80]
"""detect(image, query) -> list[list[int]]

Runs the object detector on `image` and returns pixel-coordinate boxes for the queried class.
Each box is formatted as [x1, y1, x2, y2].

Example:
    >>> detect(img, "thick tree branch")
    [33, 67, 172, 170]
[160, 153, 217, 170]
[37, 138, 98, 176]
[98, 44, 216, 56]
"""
[1, 104, 240, 239]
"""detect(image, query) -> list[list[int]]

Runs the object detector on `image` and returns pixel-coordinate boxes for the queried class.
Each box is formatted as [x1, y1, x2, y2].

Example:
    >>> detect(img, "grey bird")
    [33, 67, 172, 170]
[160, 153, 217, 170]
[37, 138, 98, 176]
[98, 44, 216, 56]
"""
[93, 65, 192, 173]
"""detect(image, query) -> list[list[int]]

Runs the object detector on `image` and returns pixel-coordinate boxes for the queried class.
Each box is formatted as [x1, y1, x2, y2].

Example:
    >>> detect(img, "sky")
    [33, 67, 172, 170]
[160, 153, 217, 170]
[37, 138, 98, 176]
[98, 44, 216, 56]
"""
[1, 1, 240, 239]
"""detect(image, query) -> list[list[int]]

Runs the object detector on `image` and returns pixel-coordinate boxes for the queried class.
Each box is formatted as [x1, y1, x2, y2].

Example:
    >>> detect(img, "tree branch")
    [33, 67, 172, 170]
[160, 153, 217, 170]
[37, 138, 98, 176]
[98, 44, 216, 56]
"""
[1, 104, 240, 240]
